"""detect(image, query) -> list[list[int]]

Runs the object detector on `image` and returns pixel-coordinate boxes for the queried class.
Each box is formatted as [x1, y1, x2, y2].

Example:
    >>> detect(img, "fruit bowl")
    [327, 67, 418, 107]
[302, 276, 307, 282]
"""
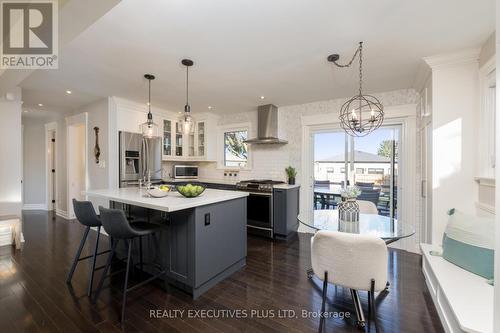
[176, 184, 206, 198]
[147, 185, 170, 198]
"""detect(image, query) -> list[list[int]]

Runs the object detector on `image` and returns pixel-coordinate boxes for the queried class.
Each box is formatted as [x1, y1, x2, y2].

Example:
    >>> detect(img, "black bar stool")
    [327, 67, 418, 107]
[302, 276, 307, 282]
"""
[66, 199, 110, 297]
[93, 206, 167, 322]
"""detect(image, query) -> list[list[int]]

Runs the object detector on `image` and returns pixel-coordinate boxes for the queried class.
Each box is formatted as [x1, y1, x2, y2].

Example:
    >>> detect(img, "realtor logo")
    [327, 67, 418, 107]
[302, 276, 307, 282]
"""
[1, 0, 58, 69]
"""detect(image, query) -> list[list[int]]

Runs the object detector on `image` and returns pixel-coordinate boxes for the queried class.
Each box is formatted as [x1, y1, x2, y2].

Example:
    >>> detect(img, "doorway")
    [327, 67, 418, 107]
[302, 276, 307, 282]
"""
[66, 113, 88, 219]
[312, 125, 401, 218]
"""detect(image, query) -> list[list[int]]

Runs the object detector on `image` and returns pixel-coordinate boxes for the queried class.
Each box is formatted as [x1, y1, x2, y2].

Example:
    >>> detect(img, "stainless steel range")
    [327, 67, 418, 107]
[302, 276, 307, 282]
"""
[236, 179, 285, 193]
[236, 179, 286, 238]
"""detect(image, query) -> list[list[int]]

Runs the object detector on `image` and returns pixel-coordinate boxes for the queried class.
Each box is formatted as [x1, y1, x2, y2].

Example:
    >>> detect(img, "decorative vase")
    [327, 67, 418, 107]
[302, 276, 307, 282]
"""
[338, 198, 360, 222]
[288, 177, 295, 185]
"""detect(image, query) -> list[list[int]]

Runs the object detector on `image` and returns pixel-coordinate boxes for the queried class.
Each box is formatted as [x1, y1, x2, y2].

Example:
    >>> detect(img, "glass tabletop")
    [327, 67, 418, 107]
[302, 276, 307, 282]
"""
[298, 209, 415, 244]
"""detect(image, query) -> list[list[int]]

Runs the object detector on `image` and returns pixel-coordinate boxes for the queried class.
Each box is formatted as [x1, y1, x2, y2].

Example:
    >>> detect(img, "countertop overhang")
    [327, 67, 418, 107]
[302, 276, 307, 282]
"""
[84, 188, 249, 212]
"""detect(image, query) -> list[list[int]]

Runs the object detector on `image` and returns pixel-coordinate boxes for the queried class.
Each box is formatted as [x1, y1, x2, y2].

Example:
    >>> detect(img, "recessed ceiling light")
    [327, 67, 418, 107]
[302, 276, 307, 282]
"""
[38, 103, 43, 107]
[178, 111, 181, 114]
[260, 96, 265, 100]
[66, 90, 72, 94]
[146, 102, 150, 106]
[23, 110, 28, 113]
[208, 106, 214, 110]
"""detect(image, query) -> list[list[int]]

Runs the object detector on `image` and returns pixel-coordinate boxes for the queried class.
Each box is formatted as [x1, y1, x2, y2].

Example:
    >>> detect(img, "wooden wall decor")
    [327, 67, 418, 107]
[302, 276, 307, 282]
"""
[93, 127, 101, 164]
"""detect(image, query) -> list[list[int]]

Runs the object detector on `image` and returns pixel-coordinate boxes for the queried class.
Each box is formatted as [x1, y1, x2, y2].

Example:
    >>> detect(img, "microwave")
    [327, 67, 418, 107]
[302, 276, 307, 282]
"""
[173, 165, 199, 179]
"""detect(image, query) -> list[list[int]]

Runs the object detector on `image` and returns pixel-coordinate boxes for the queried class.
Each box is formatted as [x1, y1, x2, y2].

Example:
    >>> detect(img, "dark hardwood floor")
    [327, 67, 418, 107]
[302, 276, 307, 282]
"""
[0, 211, 443, 333]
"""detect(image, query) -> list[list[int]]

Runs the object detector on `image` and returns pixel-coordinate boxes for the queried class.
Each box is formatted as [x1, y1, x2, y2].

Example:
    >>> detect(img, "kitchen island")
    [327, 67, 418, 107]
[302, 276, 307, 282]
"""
[85, 188, 248, 299]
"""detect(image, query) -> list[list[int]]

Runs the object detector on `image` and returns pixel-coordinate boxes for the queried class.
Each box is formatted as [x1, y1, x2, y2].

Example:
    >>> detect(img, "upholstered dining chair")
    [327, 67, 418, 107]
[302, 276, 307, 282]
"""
[311, 230, 388, 331]
[357, 200, 379, 215]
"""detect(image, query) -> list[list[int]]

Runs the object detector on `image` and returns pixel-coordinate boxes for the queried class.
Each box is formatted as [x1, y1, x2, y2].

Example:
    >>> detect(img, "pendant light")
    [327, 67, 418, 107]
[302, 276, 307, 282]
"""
[180, 59, 194, 135]
[328, 42, 384, 137]
[141, 74, 159, 138]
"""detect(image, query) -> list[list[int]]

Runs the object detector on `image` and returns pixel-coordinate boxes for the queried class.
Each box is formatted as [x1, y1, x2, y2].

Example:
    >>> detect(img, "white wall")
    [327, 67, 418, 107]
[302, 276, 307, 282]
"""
[425, 50, 480, 245]
[67, 123, 86, 217]
[0, 89, 22, 216]
[75, 99, 111, 210]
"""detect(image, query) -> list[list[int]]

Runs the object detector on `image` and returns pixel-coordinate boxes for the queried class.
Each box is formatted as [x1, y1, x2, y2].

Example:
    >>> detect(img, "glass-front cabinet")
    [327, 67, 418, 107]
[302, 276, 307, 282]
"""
[161, 116, 215, 161]
[188, 128, 195, 157]
[175, 121, 183, 156]
[196, 121, 205, 157]
[162, 119, 172, 157]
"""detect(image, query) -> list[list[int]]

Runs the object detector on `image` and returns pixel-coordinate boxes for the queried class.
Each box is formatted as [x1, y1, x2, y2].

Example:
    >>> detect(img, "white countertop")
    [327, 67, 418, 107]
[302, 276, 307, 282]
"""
[274, 184, 300, 189]
[85, 188, 248, 212]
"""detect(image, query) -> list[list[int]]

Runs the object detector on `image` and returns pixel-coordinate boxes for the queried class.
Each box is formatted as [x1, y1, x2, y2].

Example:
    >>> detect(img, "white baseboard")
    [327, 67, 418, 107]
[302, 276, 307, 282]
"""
[55, 208, 69, 219]
[22, 204, 48, 210]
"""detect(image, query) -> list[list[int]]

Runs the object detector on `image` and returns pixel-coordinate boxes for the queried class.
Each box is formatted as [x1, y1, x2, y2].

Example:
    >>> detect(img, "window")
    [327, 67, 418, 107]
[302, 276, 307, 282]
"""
[340, 167, 345, 173]
[368, 168, 384, 175]
[224, 130, 248, 167]
[356, 168, 364, 174]
[326, 167, 334, 173]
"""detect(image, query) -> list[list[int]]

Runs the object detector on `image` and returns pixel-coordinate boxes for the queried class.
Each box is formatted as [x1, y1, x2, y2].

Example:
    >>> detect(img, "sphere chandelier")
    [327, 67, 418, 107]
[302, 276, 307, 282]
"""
[328, 42, 384, 137]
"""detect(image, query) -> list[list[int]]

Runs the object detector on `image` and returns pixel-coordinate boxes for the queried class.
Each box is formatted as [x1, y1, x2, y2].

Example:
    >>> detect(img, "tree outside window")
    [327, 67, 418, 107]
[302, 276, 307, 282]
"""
[224, 130, 248, 167]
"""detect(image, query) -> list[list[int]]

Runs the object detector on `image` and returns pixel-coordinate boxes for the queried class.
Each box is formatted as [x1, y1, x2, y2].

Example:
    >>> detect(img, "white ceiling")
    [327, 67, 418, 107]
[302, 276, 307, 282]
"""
[19, 0, 495, 115]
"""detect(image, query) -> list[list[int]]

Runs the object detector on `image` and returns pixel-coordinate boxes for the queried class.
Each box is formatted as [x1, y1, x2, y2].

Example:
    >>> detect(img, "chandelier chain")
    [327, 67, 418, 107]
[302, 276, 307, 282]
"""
[358, 42, 363, 96]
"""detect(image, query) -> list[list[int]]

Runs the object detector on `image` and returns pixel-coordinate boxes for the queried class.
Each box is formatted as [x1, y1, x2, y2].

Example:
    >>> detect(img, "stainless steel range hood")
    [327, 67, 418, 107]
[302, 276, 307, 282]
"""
[244, 104, 288, 144]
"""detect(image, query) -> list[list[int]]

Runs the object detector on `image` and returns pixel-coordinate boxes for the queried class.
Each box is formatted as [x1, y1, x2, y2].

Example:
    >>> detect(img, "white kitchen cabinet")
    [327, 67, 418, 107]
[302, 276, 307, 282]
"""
[162, 119, 173, 158]
[161, 115, 217, 161]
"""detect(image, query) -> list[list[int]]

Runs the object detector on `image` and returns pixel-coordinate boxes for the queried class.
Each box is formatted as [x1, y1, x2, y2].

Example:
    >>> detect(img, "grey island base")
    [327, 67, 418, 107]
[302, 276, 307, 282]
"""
[85, 188, 248, 299]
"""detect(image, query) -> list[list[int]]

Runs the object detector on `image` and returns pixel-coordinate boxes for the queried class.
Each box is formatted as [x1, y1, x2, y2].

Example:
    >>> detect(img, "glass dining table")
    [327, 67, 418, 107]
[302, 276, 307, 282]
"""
[298, 209, 415, 328]
[298, 209, 414, 245]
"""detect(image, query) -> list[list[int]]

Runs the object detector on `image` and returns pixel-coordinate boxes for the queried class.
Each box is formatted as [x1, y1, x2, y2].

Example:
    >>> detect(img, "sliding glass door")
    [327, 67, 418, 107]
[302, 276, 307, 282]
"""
[313, 125, 401, 218]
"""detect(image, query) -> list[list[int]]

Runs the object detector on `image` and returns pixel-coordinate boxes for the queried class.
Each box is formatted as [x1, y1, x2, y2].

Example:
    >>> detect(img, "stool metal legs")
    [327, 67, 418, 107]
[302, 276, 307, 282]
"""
[66, 226, 90, 284]
[87, 226, 101, 297]
[92, 235, 167, 322]
[92, 239, 118, 304]
[122, 239, 133, 323]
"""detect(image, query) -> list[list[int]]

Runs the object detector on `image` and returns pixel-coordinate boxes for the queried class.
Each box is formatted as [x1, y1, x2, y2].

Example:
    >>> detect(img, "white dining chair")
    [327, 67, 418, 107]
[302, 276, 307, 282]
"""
[357, 200, 379, 214]
[311, 230, 388, 331]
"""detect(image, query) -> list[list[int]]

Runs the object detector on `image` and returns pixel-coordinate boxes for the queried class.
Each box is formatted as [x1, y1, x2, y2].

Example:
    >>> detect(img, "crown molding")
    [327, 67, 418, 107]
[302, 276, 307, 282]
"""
[413, 60, 432, 92]
[423, 48, 480, 70]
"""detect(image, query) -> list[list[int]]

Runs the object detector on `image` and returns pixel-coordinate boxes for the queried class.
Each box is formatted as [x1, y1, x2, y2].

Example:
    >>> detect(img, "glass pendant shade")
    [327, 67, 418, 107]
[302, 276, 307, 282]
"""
[141, 115, 159, 139]
[181, 105, 193, 135]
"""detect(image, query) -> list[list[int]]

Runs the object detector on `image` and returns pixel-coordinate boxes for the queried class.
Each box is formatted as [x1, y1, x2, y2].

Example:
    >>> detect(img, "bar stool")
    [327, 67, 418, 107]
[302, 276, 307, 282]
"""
[66, 199, 109, 297]
[93, 206, 167, 322]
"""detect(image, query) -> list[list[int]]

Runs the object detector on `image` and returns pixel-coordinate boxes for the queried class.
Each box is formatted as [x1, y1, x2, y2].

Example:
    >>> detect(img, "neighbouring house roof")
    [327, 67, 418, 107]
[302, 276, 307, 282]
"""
[317, 150, 390, 163]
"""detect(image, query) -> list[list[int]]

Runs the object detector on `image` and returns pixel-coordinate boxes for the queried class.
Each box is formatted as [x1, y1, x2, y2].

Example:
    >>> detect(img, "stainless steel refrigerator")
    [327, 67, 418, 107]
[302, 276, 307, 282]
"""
[119, 131, 162, 188]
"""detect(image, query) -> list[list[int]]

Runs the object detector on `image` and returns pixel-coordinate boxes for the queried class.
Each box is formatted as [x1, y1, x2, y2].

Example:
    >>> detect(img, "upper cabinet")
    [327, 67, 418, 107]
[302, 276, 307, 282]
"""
[161, 114, 217, 162]
[163, 119, 173, 157]
[113, 97, 218, 162]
